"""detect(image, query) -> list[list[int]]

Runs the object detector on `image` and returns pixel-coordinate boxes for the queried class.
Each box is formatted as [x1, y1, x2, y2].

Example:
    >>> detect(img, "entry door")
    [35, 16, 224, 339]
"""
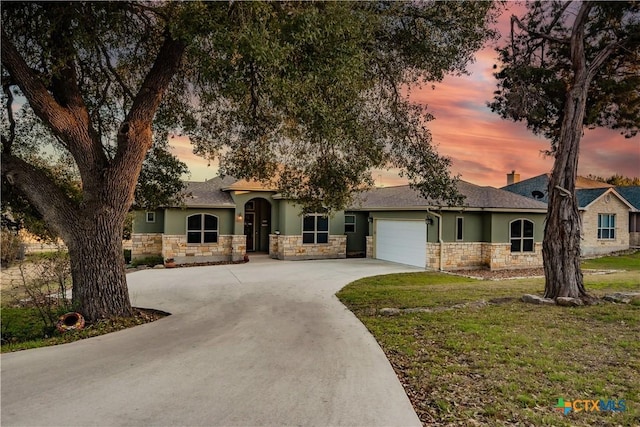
[244, 213, 255, 251]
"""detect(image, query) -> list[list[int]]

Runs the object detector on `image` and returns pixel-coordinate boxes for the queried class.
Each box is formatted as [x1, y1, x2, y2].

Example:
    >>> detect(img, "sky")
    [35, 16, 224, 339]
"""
[170, 4, 639, 189]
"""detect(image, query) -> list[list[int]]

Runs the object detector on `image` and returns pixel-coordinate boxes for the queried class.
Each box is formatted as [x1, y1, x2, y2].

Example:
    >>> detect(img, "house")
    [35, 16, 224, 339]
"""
[502, 173, 637, 256]
[616, 186, 640, 247]
[350, 181, 548, 270]
[131, 177, 548, 271]
[131, 176, 346, 264]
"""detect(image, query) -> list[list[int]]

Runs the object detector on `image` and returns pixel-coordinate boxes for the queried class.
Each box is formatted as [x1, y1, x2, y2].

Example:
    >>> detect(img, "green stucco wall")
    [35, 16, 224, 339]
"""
[132, 210, 164, 234]
[490, 213, 546, 243]
[230, 192, 279, 236]
[164, 208, 235, 235]
[364, 210, 545, 244]
[275, 201, 345, 235]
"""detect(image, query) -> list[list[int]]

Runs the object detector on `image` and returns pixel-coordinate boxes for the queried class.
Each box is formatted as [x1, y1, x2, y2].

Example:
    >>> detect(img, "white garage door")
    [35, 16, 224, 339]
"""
[375, 219, 426, 268]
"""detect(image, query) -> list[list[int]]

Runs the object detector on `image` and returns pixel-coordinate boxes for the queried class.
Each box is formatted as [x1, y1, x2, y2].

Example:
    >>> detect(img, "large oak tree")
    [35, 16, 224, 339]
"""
[491, 1, 639, 301]
[2, 1, 496, 321]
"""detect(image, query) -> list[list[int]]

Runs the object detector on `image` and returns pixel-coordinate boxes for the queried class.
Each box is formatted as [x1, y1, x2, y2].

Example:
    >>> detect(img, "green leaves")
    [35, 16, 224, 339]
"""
[490, 1, 640, 144]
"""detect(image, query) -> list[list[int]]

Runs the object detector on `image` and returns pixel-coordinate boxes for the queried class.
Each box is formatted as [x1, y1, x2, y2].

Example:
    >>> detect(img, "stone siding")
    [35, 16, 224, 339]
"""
[630, 232, 640, 247]
[366, 236, 373, 258]
[426, 242, 543, 271]
[131, 233, 163, 259]
[581, 196, 630, 256]
[486, 243, 543, 270]
[269, 234, 346, 260]
[162, 235, 243, 265]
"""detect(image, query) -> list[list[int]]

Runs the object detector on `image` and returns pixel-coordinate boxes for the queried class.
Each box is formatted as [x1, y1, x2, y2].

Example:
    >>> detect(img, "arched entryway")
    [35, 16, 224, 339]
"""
[244, 198, 271, 252]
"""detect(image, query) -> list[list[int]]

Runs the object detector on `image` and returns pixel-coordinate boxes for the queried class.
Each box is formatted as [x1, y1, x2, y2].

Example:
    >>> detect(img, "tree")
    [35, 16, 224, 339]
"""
[490, 1, 640, 301]
[2, 1, 497, 321]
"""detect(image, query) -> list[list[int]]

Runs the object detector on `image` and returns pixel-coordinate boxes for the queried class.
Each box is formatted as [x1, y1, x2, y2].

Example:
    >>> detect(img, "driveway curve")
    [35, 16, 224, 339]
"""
[1, 257, 422, 427]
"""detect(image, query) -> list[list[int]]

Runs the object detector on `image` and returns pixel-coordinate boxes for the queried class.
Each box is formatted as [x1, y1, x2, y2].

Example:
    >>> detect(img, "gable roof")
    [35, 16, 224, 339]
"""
[352, 181, 548, 211]
[502, 173, 619, 208]
[223, 179, 277, 192]
[576, 188, 609, 208]
[616, 186, 640, 210]
[180, 176, 237, 208]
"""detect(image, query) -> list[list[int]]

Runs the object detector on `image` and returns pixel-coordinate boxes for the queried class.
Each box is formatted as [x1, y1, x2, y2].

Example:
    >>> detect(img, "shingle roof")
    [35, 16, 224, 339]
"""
[352, 181, 548, 211]
[502, 174, 615, 207]
[576, 188, 609, 208]
[616, 186, 640, 210]
[179, 176, 237, 208]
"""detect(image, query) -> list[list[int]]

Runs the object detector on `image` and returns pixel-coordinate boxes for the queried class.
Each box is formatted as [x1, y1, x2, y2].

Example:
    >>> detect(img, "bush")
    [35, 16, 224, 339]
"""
[2, 248, 73, 344]
[123, 249, 132, 264]
[1, 229, 23, 267]
[130, 255, 163, 267]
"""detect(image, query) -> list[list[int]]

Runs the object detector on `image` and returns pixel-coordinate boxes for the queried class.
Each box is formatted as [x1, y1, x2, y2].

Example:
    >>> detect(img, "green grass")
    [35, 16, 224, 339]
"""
[337, 266, 640, 426]
[582, 251, 640, 271]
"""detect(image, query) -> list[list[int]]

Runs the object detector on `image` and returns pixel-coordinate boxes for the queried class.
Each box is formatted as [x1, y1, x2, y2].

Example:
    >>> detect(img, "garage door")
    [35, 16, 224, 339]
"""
[375, 219, 426, 268]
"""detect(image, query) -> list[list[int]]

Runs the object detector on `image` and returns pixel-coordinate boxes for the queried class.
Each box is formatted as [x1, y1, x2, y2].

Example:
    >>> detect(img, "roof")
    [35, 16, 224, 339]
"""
[576, 188, 609, 208]
[502, 174, 615, 207]
[223, 179, 278, 192]
[179, 176, 237, 208]
[616, 186, 640, 210]
[351, 181, 548, 211]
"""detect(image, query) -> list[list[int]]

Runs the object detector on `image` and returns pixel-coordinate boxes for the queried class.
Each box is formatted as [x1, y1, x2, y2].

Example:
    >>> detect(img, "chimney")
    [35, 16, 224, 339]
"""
[506, 170, 520, 186]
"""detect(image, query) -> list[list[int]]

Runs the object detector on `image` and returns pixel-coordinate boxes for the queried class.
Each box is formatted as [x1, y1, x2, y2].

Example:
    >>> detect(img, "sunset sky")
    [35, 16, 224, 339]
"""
[170, 4, 639, 189]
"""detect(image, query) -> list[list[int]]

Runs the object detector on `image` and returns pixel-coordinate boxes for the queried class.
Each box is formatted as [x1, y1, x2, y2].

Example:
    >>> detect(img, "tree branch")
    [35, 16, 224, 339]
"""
[99, 44, 135, 101]
[1, 29, 72, 136]
[587, 40, 622, 81]
[511, 15, 569, 45]
[1, 153, 79, 240]
[2, 83, 16, 154]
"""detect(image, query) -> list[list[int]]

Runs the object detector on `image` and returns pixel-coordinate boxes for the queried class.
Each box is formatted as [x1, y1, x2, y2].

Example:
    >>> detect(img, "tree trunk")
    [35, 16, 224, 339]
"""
[542, 72, 589, 301]
[66, 211, 133, 321]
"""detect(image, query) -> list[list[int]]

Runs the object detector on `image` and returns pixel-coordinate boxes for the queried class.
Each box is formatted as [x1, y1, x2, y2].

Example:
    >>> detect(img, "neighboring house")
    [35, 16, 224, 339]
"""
[502, 173, 637, 256]
[131, 176, 550, 270]
[616, 186, 640, 247]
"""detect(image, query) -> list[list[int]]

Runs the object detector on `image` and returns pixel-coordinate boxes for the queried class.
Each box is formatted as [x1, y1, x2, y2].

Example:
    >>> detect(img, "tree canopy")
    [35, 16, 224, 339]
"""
[1, 1, 497, 320]
[490, 0, 639, 301]
[490, 1, 640, 147]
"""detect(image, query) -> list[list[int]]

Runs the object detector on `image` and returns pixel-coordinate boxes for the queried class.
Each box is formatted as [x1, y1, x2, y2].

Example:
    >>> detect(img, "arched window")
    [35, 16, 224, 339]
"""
[187, 214, 218, 244]
[510, 219, 534, 252]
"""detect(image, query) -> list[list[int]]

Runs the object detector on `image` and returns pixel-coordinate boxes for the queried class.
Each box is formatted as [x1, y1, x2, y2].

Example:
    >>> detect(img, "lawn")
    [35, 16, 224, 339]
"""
[337, 266, 640, 426]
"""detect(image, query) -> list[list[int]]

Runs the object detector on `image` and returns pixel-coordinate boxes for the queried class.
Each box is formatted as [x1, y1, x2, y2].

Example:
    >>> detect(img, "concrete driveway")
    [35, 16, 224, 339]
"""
[1, 257, 422, 427]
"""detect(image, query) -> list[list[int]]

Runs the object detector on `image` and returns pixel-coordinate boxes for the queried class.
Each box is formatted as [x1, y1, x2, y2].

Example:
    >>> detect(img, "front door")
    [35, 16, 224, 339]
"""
[244, 213, 255, 252]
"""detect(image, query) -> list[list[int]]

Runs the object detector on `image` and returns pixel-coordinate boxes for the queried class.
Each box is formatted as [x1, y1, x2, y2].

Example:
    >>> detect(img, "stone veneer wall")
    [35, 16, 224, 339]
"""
[269, 234, 346, 260]
[162, 235, 246, 264]
[486, 243, 543, 270]
[366, 236, 373, 258]
[630, 232, 640, 247]
[426, 242, 543, 271]
[131, 233, 163, 259]
[580, 197, 630, 256]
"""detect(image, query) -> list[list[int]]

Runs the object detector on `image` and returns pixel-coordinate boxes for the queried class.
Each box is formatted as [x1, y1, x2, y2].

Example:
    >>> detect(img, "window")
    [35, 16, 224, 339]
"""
[510, 219, 534, 252]
[146, 212, 156, 223]
[303, 214, 329, 244]
[344, 215, 356, 233]
[187, 214, 218, 244]
[456, 217, 464, 241]
[598, 214, 616, 239]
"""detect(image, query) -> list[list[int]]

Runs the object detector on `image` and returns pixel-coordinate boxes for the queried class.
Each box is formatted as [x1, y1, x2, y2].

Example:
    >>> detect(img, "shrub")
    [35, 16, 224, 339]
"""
[123, 249, 132, 264]
[1, 229, 23, 267]
[130, 255, 163, 267]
